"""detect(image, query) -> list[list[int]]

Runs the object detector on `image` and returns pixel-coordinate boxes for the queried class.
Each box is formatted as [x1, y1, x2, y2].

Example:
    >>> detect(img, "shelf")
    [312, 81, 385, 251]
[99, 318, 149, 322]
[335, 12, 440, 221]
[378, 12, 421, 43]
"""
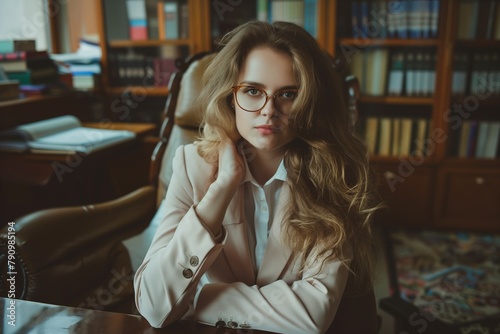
[360, 96, 435, 105]
[442, 157, 500, 168]
[108, 39, 192, 48]
[450, 96, 500, 107]
[454, 39, 500, 48]
[339, 38, 439, 47]
[369, 155, 434, 164]
[106, 86, 169, 96]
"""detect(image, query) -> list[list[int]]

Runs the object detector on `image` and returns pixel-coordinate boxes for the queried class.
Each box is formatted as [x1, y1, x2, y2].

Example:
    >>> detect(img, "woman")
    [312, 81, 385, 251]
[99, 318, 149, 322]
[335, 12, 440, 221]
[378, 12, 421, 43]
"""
[134, 21, 380, 334]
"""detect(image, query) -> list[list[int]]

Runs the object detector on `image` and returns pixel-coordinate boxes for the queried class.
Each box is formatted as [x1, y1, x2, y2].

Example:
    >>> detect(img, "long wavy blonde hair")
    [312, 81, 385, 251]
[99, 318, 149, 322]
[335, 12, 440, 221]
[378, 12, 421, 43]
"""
[197, 21, 381, 294]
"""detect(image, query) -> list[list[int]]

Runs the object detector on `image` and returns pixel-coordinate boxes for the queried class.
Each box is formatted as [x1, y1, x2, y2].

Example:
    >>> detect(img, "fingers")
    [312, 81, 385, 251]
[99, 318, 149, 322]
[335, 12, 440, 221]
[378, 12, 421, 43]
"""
[218, 141, 245, 186]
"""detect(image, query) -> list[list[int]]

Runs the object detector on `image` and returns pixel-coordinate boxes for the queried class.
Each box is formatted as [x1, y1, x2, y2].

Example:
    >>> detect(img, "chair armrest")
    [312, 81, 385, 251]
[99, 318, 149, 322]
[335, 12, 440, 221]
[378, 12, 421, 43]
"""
[0, 185, 156, 309]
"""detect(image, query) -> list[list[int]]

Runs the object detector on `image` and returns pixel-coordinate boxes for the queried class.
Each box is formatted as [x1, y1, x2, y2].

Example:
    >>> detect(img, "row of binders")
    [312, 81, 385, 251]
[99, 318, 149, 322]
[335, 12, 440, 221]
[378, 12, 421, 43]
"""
[105, 0, 189, 41]
[350, 0, 440, 39]
[452, 52, 500, 96]
[350, 49, 436, 97]
[108, 53, 176, 87]
[451, 120, 500, 159]
[457, 0, 500, 40]
[362, 116, 430, 157]
[361, 116, 500, 159]
[257, 0, 318, 38]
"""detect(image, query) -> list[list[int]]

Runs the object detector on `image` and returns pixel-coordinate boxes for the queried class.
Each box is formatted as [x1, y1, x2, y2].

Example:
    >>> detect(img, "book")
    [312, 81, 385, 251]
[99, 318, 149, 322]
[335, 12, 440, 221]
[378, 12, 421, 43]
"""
[364, 116, 379, 154]
[1, 50, 59, 84]
[494, 2, 500, 39]
[0, 51, 50, 74]
[0, 40, 36, 53]
[458, 120, 472, 157]
[126, 0, 148, 40]
[475, 122, 490, 158]
[0, 80, 20, 101]
[423, 53, 436, 96]
[396, 1, 409, 38]
[451, 53, 469, 96]
[405, 53, 416, 96]
[387, 52, 404, 96]
[304, 0, 317, 38]
[400, 118, 414, 156]
[408, 0, 429, 39]
[257, 0, 268, 21]
[429, 0, 440, 38]
[145, 0, 159, 40]
[466, 120, 479, 157]
[457, 0, 479, 39]
[350, 52, 366, 94]
[164, 1, 179, 39]
[179, 3, 189, 39]
[359, 0, 369, 37]
[477, 0, 496, 39]
[378, 117, 392, 156]
[414, 118, 429, 157]
[391, 118, 402, 156]
[0, 115, 136, 154]
[483, 122, 500, 158]
[103, 0, 130, 40]
[366, 48, 389, 96]
[414, 53, 424, 96]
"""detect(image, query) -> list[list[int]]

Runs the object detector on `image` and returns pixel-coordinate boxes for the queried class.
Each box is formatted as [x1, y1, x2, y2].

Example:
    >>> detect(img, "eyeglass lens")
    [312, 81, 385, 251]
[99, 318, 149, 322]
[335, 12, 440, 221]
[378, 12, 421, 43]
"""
[234, 86, 297, 113]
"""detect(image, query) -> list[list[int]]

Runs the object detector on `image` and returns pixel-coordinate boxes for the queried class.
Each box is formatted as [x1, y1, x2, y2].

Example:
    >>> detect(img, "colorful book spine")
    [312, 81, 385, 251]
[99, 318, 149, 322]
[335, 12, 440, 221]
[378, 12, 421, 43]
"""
[126, 0, 148, 40]
[164, 2, 179, 39]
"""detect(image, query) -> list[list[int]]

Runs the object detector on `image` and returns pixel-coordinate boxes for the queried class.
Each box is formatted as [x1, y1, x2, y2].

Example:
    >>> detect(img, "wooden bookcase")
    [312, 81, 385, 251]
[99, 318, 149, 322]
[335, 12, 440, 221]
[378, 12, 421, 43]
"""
[332, 0, 500, 231]
[93, 0, 500, 231]
[95, 0, 333, 98]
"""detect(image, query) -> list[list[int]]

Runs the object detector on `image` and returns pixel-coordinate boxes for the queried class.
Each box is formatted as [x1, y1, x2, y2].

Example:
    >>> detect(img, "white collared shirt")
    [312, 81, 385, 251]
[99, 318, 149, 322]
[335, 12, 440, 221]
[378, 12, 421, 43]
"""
[241, 155, 287, 274]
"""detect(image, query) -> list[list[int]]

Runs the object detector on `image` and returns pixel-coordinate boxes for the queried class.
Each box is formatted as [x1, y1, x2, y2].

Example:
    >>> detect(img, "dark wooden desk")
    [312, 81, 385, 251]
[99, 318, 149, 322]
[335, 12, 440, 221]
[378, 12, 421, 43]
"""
[0, 297, 274, 334]
[0, 122, 157, 225]
[0, 93, 91, 131]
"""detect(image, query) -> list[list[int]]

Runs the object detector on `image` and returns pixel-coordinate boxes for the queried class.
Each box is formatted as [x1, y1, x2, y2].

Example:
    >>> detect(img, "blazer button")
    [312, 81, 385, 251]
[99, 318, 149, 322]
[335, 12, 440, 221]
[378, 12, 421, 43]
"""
[189, 256, 199, 267]
[183, 268, 193, 279]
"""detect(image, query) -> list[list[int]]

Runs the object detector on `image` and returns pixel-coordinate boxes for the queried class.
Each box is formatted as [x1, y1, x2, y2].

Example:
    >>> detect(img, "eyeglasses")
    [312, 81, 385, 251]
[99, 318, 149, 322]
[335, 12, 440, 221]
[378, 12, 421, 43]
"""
[232, 85, 299, 114]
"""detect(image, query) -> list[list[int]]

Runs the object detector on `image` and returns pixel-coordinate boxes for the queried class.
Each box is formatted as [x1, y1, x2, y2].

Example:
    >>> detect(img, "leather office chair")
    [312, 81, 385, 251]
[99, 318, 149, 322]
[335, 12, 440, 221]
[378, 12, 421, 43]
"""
[0, 51, 378, 332]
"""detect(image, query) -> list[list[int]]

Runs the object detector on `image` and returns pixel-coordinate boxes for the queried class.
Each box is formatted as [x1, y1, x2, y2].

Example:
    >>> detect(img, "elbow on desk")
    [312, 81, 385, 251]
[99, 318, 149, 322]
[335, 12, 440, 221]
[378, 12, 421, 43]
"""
[134, 277, 190, 328]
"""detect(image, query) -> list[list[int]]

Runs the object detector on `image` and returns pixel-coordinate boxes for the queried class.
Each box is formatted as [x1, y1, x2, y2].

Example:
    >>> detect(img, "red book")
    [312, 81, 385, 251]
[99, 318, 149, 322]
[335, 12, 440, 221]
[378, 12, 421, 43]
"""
[0, 50, 49, 61]
[129, 26, 148, 40]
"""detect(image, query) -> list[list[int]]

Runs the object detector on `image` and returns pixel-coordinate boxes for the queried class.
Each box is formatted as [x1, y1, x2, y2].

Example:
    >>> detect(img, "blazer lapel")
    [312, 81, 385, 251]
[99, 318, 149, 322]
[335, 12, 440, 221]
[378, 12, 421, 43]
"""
[256, 184, 293, 285]
[221, 186, 256, 285]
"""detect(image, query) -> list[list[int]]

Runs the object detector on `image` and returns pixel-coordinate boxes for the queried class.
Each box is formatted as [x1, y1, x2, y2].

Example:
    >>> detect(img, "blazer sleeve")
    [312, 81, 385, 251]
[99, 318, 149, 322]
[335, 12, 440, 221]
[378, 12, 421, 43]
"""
[133, 145, 226, 327]
[194, 249, 350, 334]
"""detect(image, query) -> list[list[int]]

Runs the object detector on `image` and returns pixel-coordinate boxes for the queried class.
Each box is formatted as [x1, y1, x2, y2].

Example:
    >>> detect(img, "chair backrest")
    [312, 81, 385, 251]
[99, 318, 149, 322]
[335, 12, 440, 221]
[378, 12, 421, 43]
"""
[151, 51, 361, 205]
[150, 52, 214, 204]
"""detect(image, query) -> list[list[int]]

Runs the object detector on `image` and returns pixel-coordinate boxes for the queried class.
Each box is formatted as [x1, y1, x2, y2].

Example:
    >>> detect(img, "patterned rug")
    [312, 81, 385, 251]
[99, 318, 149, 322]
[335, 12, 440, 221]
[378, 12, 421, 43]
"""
[385, 228, 500, 326]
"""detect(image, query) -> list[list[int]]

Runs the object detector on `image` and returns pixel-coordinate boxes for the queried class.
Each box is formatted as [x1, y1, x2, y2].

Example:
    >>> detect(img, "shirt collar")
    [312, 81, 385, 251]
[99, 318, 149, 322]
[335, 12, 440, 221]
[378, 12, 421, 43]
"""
[240, 145, 287, 186]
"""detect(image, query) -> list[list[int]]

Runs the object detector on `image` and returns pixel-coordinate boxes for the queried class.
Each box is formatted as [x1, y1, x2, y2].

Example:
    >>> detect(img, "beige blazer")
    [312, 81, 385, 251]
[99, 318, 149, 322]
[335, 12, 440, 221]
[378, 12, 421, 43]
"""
[134, 144, 351, 334]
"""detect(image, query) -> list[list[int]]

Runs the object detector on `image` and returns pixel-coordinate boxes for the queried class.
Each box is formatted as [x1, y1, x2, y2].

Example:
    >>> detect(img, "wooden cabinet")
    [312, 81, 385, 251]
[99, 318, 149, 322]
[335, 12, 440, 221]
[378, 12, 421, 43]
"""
[93, 0, 500, 230]
[434, 166, 500, 231]
[373, 160, 435, 229]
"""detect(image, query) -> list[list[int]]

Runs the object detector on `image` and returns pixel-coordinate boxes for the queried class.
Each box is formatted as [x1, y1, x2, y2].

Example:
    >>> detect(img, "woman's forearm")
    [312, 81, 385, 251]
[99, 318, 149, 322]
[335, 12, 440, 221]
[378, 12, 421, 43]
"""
[195, 177, 239, 237]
